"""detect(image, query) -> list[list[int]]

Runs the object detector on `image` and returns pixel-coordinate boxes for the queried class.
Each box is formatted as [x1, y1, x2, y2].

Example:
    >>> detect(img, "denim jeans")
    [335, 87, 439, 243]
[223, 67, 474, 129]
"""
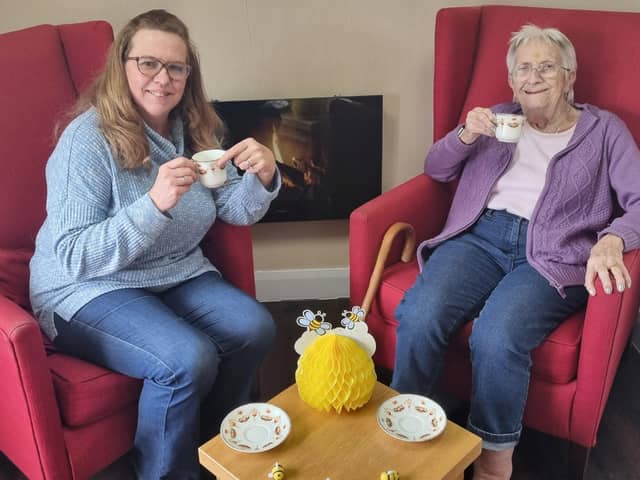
[53, 272, 275, 479]
[390, 209, 587, 450]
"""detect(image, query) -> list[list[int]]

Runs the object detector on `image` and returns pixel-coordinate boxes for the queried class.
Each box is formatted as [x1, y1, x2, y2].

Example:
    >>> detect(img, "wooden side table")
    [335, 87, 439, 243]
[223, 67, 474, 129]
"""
[199, 382, 481, 479]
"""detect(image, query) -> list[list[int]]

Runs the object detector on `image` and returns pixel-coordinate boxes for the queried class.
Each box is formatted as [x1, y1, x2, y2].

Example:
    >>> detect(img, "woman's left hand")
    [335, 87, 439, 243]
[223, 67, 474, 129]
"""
[584, 234, 631, 295]
[217, 138, 277, 188]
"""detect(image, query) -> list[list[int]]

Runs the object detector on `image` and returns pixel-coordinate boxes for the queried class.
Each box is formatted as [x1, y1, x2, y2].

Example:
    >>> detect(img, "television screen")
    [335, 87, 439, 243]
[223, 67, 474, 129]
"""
[212, 95, 382, 223]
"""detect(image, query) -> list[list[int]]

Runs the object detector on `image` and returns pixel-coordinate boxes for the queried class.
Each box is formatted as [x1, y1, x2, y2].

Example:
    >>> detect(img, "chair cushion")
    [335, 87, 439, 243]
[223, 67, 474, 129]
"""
[0, 248, 32, 310]
[378, 262, 420, 322]
[377, 262, 583, 384]
[47, 353, 141, 427]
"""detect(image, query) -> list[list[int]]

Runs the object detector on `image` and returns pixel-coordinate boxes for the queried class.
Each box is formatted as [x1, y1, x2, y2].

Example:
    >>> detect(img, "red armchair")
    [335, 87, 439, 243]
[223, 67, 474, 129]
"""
[0, 21, 256, 480]
[350, 5, 640, 478]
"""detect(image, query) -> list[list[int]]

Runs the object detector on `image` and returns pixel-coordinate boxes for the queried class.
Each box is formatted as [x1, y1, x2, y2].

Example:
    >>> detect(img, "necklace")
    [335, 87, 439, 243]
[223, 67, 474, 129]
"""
[530, 122, 561, 134]
[531, 104, 576, 134]
[543, 116, 566, 133]
[538, 112, 574, 133]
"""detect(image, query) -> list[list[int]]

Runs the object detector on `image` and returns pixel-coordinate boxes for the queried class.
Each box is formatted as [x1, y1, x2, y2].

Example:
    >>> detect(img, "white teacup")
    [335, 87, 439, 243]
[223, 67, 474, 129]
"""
[495, 114, 525, 143]
[192, 149, 227, 188]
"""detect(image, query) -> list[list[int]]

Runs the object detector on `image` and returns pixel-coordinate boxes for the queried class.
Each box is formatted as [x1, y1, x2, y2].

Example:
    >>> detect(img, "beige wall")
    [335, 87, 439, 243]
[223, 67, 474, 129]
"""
[3, 0, 640, 273]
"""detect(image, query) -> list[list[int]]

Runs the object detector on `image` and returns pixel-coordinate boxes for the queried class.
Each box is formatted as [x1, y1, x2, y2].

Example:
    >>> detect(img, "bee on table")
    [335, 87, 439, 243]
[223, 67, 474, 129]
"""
[340, 306, 366, 329]
[380, 470, 400, 480]
[296, 309, 332, 335]
[268, 462, 285, 479]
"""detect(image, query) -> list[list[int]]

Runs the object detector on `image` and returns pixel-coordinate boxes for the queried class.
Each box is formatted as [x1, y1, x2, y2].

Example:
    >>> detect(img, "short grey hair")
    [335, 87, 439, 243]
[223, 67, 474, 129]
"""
[507, 24, 577, 104]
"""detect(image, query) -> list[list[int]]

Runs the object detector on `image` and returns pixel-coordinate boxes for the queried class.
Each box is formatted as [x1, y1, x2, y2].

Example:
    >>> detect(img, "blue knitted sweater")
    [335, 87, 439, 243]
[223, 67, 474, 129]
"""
[29, 108, 280, 339]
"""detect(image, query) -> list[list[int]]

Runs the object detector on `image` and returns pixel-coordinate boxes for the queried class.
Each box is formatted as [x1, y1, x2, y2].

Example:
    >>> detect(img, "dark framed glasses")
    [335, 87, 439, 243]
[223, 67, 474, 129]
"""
[127, 56, 191, 81]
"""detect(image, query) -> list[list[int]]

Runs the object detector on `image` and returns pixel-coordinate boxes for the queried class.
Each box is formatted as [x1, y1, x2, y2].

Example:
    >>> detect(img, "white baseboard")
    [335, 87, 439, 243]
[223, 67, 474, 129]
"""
[255, 267, 349, 302]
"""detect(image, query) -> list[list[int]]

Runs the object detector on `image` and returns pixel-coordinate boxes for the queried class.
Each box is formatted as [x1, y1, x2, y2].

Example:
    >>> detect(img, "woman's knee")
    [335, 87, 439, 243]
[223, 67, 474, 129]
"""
[163, 336, 220, 396]
[395, 290, 458, 344]
[229, 300, 276, 355]
[469, 317, 528, 366]
[248, 304, 276, 354]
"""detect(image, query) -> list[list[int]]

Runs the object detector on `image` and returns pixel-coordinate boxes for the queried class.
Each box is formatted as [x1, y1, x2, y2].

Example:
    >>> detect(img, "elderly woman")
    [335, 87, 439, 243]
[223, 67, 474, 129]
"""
[29, 9, 280, 480]
[390, 24, 640, 479]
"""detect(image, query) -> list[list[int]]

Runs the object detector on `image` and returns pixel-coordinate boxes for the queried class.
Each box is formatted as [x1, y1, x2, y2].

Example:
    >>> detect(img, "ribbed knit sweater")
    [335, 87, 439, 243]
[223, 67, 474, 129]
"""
[419, 103, 640, 294]
[29, 108, 280, 339]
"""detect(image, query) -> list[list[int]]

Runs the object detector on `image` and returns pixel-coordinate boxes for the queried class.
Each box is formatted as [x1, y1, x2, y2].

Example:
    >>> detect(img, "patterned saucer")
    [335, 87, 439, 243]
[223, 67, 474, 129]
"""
[377, 394, 447, 442]
[220, 403, 291, 453]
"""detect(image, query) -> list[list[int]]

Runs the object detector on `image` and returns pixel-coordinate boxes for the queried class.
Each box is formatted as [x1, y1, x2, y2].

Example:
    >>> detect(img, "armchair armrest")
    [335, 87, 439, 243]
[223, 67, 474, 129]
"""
[0, 295, 71, 479]
[200, 220, 256, 297]
[571, 248, 640, 447]
[349, 174, 453, 305]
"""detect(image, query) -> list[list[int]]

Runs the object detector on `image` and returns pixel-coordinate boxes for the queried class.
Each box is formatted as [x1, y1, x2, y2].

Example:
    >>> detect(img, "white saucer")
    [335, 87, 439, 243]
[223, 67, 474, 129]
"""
[376, 394, 447, 442]
[220, 403, 291, 453]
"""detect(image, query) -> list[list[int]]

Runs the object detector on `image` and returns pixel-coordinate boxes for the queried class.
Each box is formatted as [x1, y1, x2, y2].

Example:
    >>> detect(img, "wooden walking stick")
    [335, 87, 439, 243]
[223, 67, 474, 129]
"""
[361, 222, 416, 316]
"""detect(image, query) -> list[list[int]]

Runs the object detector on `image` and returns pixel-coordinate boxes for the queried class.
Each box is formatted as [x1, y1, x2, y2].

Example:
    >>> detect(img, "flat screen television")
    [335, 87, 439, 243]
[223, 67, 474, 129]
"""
[212, 95, 383, 223]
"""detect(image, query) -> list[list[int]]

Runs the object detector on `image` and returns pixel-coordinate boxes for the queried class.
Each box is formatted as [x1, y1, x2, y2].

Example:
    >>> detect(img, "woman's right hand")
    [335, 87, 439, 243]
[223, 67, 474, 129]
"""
[149, 156, 197, 213]
[459, 107, 496, 144]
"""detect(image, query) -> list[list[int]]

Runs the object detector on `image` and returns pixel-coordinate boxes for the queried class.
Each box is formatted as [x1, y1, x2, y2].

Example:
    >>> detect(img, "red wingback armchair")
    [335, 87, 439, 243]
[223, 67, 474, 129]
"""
[0, 21, 256, 480]
[350, 5, 640, 478]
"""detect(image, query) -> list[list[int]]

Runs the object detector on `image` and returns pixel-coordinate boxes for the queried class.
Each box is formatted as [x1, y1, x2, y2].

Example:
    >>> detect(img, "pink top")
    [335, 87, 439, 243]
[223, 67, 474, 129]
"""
[487, 123, 576, 219]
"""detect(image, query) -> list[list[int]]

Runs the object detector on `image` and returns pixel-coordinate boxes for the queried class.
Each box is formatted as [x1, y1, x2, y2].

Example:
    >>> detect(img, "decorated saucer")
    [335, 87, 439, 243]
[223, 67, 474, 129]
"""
[220, 403, 291, 453]
[376, 394, 447, 442]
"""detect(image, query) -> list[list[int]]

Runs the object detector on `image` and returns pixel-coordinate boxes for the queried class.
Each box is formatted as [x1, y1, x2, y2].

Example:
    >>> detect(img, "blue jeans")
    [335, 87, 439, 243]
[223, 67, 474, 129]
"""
[53, 272, 275, 480]
[390, 209, 587, 450]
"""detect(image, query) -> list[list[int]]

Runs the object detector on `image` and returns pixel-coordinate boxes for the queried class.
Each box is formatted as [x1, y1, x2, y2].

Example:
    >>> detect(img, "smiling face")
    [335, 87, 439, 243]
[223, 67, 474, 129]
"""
[508, 39, 576, 121]
[125, 29, 188, 135]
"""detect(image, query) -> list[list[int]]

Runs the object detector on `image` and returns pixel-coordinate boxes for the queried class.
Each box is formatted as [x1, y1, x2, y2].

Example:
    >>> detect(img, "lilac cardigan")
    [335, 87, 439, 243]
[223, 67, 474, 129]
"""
[418, 103, 640, 294]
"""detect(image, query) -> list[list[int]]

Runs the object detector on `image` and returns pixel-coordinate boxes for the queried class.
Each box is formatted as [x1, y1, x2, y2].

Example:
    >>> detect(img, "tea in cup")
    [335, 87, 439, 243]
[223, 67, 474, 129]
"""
[495, 114, 525, 143]
[192, 149, 227, 188]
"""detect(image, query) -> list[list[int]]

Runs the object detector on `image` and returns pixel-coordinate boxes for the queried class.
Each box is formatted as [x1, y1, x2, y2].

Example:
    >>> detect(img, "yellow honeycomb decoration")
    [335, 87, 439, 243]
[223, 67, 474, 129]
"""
[295, 332, 376, 413]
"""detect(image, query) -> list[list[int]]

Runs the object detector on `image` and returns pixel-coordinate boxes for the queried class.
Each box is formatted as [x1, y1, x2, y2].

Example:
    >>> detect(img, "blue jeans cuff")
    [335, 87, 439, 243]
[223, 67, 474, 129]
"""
[466, 420, 521, 448]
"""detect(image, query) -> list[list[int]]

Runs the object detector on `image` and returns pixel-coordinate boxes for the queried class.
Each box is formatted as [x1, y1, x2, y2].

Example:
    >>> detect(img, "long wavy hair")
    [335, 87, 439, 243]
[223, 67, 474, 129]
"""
[60, 9, 223, 170]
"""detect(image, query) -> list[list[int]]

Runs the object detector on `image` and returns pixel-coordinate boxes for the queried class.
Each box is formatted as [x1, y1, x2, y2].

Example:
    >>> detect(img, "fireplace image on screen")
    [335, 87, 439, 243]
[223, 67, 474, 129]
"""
[213, 95, 382, 222]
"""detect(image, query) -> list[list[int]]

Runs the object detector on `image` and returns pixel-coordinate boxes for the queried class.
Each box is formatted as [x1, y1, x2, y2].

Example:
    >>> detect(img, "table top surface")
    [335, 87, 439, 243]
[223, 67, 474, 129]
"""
[199, 382, 481, 480]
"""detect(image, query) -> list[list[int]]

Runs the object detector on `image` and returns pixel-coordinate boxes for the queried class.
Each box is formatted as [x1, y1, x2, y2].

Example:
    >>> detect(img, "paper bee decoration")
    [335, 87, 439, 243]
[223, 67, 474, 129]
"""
[294, 306, 376, 413]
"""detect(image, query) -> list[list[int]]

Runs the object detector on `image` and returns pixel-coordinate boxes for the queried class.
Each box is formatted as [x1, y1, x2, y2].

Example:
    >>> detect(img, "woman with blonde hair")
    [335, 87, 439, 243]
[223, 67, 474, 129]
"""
[30, 9, 280, 479]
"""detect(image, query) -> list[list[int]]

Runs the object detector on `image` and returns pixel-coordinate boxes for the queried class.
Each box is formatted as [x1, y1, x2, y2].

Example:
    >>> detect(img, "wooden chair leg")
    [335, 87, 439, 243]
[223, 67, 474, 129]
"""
[568, 443, 590, 480]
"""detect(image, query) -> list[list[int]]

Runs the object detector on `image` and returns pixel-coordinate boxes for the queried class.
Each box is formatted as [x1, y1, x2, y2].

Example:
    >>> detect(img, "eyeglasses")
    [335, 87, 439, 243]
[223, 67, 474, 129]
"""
[512, 62, 571, 80]
[126, 56, 191, 81]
